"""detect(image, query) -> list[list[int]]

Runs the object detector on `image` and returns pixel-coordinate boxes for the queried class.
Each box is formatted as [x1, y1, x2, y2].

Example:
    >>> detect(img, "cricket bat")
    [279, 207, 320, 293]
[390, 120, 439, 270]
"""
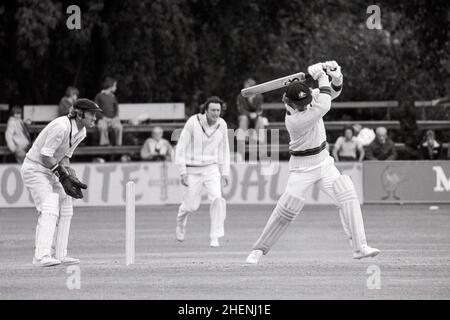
[241, 64, 334, 97]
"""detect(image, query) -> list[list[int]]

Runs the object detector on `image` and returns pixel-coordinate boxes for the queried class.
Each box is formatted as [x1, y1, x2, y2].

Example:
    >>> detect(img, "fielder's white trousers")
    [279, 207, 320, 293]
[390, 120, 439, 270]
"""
[181, 164, 222, 211]
[178, 164, 224, 239]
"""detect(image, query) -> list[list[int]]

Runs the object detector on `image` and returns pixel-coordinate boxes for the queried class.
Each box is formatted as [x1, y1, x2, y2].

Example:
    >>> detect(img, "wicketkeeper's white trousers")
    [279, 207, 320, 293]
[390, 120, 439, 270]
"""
[21, 158, 74, 260]
[21, 159, 68, 211]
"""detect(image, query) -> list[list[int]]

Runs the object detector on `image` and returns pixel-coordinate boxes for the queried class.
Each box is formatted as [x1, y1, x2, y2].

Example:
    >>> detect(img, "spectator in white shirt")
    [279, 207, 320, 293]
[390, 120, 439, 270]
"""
[333, 126, 365, 162]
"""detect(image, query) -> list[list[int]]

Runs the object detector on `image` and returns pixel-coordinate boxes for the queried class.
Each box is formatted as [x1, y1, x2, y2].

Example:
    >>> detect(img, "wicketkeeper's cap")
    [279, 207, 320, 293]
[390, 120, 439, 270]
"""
[285, 81, 312, 109]
[73, 98, 103, 113]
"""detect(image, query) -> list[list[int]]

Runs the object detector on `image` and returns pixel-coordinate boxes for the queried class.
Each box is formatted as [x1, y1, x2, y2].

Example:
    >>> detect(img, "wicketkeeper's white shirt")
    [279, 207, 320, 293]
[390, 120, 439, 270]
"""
[175, 113, 230, 176]
[26, 116, 86, 165]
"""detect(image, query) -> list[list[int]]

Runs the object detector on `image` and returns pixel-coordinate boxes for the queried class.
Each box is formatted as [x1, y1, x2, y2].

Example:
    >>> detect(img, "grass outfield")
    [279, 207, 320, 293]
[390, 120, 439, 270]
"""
[0, 204, 449, 300]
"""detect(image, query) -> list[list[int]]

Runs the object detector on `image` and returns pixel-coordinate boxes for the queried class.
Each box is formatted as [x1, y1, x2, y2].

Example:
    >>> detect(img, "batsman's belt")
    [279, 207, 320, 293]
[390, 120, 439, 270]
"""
[289, 141, 327, 157]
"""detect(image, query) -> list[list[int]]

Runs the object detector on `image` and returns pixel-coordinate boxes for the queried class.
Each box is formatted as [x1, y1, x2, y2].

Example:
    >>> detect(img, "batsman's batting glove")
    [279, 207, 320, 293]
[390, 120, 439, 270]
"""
[308, 63, 326, 80]
[52, 164, 87, 199]
[324, 60, 343, 86]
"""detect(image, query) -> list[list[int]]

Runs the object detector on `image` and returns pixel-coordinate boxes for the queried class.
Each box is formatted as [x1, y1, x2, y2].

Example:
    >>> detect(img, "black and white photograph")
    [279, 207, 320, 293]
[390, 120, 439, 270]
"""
[0, 0, 449, 310]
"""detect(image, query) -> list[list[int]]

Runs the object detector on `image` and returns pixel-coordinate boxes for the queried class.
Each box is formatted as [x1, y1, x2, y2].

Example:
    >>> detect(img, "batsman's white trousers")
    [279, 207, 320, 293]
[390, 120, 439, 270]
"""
[21, 158, 69, 211]
[181, 164, 222, 211]
[286, 156, 341, 201]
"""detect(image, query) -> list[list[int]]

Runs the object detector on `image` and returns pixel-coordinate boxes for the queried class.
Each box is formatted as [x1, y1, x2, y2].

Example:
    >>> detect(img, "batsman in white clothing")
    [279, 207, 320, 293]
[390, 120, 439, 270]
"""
[175, 96, 230, 247]
[246, 61, 380, 264]
[21, 99, 102, 267]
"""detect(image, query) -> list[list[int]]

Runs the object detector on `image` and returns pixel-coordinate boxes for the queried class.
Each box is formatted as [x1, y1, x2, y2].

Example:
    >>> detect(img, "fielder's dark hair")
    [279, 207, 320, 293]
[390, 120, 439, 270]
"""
[201, 96, 226, 113]
[102, 77, 117, 90]
[65, 86, 79, 97]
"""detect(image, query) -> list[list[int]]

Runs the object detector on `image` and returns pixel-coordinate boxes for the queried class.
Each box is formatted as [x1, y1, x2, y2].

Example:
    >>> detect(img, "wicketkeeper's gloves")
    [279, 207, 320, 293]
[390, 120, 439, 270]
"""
[52, 164, 87, 199]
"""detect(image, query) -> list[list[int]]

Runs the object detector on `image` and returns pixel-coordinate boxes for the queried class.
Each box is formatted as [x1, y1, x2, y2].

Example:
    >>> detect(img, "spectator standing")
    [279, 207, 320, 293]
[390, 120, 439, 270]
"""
[95, 77, 123, 146]
[58, 87, 79, 116]
[417, 130, 443, 160]
[5, 106, 32, 163]
[140, 126, 173, 161]
[332, 126, 364, 161]
[365, 127, 397, 160]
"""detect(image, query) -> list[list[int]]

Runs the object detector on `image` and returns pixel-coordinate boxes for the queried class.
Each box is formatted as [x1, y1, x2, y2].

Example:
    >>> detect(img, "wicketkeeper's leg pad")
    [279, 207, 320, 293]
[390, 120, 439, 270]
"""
[35, 193, 59, 259]
[55, 197, 73, 260]
[253, 192, 304, 254]
[209, 197, 226, 239]
[333, 175, 367, 251]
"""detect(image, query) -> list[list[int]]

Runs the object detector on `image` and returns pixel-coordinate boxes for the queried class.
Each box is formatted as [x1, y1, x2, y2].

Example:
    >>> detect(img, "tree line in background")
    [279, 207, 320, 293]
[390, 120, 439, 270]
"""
[0, 0, 449, 136]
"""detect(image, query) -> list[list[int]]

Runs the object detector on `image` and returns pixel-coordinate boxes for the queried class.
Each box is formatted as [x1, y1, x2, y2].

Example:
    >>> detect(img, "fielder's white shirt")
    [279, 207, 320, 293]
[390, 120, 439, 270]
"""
[285, 85, 342, 171]
[26, 116, 86, 165]
[175, 113, 230, 176]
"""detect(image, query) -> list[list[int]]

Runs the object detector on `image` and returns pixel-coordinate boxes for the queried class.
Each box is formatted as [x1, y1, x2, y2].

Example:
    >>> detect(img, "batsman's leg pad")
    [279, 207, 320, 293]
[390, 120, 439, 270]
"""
[55, 197, 73, 260]
[209, 197, 226, 239]
[35, 193, 59, 259]
[253, 192, 304, 254]
[333, 175, 367, 251]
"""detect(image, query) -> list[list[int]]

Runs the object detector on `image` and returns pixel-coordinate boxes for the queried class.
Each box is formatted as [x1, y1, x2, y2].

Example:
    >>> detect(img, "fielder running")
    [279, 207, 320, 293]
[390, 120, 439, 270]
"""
[175, 96, 230, 247]
[21, 99, 102, 267]
[246, 61, 380, 264]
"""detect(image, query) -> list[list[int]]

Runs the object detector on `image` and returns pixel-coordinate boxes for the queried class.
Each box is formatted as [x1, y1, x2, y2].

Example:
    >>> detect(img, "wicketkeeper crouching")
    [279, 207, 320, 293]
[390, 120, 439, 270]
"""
[21, 99, 102, 267]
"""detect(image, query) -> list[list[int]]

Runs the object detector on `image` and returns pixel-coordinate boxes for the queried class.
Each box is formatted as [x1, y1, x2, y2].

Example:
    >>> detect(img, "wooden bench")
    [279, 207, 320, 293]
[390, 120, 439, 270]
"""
[0, 145, 142, 161]
[263, 101, 400, 131]
[0, 122, 186, 134]
[412, 101, 450, 130]
[246, 142, 449, 155]
[416, 120, 450, 130]
[23, 103, 186, 123]
[74, 145, 141, 156]
[414, 101, 450, 120]
[263, 101, 398, 120]
[268, 120, 401, 130]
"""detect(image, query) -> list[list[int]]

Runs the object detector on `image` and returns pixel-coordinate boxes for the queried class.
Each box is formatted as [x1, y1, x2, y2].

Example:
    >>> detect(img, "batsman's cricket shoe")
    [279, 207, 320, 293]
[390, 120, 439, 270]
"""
[210, 237, 220, 247]
[353, 245, 380, 259]
[60, 256, 80, 265]
[32, 255, 61, 267]
[246, 250, 263, 264]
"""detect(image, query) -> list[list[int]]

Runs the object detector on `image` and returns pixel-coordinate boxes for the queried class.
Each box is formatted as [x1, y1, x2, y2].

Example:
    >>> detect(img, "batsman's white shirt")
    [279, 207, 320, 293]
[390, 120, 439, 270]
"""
[286, 87, 341, 172]
[175, 113, 230, 176]
[283, 83, 343, 200]
[21, 116, 86, 211]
